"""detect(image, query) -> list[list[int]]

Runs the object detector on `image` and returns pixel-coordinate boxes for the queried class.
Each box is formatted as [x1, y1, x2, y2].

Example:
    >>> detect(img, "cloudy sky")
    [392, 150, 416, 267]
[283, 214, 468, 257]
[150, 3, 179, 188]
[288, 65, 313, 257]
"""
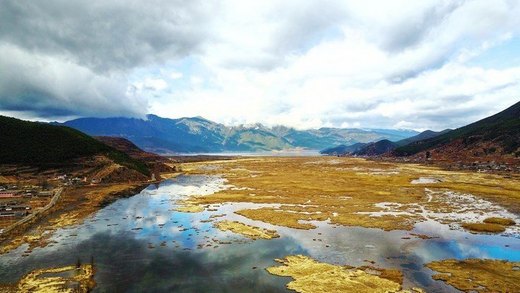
[0, 0, 519, 130]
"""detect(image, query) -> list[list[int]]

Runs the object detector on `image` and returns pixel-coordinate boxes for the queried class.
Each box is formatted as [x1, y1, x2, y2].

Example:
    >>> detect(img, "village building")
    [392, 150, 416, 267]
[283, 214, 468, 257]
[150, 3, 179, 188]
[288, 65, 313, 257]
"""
[0, 204, 31, 217]
[0, 191, 22, 199]
[37, 190, 54, 197]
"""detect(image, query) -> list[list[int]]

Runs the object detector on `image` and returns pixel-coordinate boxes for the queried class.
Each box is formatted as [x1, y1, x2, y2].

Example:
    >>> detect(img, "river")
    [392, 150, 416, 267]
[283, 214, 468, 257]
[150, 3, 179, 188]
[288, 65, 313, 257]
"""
[0, 175, 519, 292]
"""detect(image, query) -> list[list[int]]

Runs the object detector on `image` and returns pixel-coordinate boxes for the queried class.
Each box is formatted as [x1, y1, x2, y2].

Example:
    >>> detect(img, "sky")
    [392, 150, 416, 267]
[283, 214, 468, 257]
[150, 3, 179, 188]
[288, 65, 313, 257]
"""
[0, 0, 519, 131]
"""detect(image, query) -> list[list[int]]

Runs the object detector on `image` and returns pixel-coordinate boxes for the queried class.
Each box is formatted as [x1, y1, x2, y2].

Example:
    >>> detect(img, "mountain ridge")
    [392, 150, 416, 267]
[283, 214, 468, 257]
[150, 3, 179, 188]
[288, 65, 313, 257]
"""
[392, 101, 520, 163]
[321, 100, 520, 169]
[0, 115, 150, 178]
[321, 129, 450, 156]
[57, 115, 418, 153]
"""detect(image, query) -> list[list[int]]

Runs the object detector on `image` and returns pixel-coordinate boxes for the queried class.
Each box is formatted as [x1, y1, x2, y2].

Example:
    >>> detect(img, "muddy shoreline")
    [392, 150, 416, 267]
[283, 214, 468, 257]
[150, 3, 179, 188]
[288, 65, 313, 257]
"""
[1, 157, 519, 292]
[0, 180, 156, 254]
[97, 182, 150, 207]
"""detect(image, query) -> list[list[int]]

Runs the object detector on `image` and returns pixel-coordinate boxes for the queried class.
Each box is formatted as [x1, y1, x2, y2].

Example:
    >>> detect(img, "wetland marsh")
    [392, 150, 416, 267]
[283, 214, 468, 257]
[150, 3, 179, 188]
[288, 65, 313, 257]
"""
[1, 157, 519, 292]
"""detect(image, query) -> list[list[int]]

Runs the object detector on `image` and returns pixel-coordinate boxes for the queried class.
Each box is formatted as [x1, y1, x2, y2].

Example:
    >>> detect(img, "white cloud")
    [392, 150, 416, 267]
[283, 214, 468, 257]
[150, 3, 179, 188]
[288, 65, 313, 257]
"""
[2, 0, 520, 129]
[148, 0, 520, 130]
[189, 76, 204, 87]
[170, 71, 183, 80]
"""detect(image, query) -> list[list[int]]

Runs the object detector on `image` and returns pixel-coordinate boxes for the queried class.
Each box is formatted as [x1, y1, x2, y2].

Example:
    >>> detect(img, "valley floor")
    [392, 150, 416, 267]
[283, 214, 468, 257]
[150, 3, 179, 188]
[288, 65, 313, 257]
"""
[0, 183, 150, 255]
[181, 156, 520, 232]
[1, 156, 519, 292]
[177, 156, 520, 292]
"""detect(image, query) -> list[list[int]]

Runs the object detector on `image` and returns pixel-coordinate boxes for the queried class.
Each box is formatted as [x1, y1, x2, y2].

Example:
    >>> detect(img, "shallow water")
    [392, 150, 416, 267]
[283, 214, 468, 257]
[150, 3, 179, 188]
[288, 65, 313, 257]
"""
[174, 149, 321, 157]
[0, 175, 519, 292]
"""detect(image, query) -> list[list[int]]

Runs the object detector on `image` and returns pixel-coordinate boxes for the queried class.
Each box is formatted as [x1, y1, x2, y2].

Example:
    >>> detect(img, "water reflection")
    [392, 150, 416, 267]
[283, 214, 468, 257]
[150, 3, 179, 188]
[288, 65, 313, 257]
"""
[0, 175, 519, 293]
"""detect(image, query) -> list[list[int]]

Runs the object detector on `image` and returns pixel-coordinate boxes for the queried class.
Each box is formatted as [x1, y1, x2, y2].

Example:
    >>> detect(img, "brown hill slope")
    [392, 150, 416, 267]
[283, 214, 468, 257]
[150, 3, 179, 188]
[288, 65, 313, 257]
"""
[95, 136, 166, 163]
[392, 101, 520, 170]
[96, 136, 174, 178]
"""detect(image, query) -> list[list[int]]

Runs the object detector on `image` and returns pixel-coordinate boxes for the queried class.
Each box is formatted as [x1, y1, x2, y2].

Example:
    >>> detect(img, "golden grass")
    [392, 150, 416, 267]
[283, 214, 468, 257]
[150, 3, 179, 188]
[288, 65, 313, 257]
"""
[214, 220, 279, 239]
[462, 216, 517, 233]
[461, 223, 506, 233]
[174, 203, 204, 213]
[0, 264, 95, 293]
[426, 259, 520, 292]
[159, 172, 181, 180]
[0, 232, 54, 256]
[266, 255, 423, 293]
[483, 217, 516, 226]
[180, 157, 520, 232]
[235, 208, 321, 229]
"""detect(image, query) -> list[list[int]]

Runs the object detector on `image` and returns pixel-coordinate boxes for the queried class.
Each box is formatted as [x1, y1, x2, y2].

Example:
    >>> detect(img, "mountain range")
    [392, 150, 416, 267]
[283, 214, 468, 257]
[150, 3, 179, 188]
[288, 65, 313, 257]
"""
[1, 101, 518, 175]
[321, 101, 520, 166]
[321, 129, 451, 156]
[56, 115, 418, 154]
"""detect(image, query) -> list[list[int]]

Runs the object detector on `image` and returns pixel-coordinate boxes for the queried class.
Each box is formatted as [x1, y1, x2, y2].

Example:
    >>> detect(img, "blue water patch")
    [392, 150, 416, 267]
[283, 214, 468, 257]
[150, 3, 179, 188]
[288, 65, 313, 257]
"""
[0, 175, 518, 292]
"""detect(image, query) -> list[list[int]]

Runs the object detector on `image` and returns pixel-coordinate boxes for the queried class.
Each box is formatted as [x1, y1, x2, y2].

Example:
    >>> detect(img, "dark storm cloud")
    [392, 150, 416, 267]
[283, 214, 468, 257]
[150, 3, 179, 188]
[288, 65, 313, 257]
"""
[0, 43, 147, 118]
[0, 0, 213, 72]
[0, 0, 213, 118]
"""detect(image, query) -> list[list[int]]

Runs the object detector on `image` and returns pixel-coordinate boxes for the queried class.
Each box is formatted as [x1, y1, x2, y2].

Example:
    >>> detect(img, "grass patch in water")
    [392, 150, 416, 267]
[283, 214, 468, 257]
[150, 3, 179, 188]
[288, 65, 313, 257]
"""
[214, 220, 279, 239]
[427, 259, 520, 292]
[461, 222, 505, 233]
[174, 203, 204, 213]
[0, 264, 95, 292]
[483, 217, 516, 226]
[266, 255, 423, 293]
[179, 157, 520, 232]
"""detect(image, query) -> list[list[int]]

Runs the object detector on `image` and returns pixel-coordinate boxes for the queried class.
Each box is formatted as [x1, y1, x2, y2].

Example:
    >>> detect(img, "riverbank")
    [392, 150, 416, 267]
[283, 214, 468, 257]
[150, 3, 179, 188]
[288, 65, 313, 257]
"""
[0, 188, 63, 242]
[0, 162, 518, 292]
[176, 156, 520, 292]
[0, 172, 181, 255]
[179, 156, 520, 232]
